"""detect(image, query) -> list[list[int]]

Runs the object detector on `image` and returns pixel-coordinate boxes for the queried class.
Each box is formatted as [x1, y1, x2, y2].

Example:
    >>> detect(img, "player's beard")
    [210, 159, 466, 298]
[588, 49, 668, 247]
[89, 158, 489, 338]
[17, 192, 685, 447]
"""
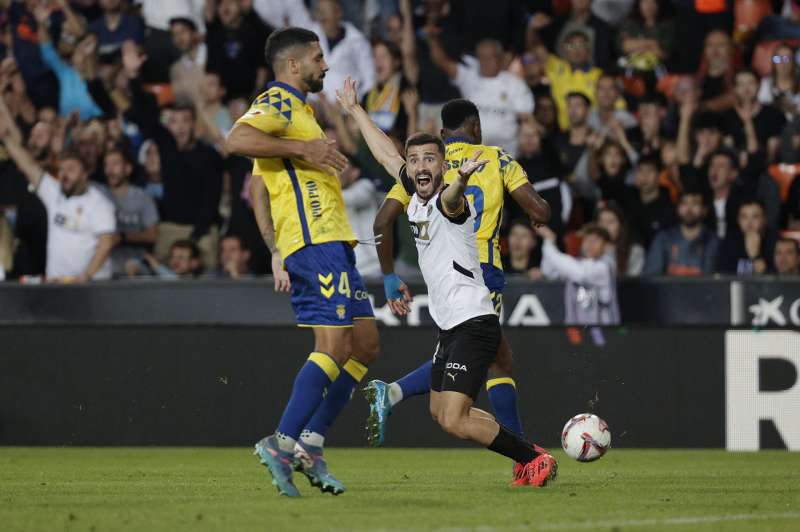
[305, 73, 324, 93]
[415, 170, 443, 201]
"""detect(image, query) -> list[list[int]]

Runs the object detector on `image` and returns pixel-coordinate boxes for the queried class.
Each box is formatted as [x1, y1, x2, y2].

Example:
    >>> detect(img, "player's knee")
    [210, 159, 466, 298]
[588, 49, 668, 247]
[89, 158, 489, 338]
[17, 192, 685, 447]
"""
[437, 410, 469, 440]
[354, 338, 379, 365]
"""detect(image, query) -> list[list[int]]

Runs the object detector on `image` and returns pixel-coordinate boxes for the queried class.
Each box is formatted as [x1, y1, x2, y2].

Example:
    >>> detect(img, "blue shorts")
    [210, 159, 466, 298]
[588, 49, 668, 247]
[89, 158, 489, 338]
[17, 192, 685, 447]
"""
[481, 264, 506, 314]
[283, 241, 374, 327]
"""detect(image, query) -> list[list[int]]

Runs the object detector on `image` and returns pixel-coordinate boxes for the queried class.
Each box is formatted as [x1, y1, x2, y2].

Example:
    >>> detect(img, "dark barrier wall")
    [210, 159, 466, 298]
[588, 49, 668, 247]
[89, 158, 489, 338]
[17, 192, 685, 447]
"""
[1, 278, 799, 326]
[2, 326, 797, 448]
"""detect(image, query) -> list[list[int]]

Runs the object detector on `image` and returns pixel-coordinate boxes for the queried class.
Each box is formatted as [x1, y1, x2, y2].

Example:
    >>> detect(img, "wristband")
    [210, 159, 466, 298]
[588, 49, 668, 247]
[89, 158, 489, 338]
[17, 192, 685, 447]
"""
[383, 272, 403, 300]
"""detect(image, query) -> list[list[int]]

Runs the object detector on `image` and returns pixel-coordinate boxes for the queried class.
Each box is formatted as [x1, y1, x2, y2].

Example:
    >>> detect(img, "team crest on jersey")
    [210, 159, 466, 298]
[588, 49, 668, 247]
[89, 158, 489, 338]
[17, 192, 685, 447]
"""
[336, 305, 346, 320]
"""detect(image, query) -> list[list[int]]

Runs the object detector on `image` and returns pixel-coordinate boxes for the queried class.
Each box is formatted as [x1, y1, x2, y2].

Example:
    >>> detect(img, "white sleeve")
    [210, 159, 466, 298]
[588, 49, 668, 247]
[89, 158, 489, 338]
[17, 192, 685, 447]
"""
[36, 173, 60, 209]
[510, 76, 535, 114]
[287, 0, 314, 29]
[342, 179, 377, 209]
[541, 240, 611, 286]
[454, 61, 478, 92]
[91, 194, 117, 235]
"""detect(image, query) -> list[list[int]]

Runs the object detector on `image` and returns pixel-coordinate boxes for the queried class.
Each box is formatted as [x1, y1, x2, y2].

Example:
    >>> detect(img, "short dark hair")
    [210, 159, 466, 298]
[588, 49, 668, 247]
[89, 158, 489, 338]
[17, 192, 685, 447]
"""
[58, 149, 87, 170]
[734, 68, 759, 83]
[709, 148, 739, 170]
[405, 132, 445, 156]
[264, 27, 319, 70]
[372, 38, 401, 63]
[693, 111, 723, 132]
[738, 198, 765, 214]
[566, 91, 591, 107]
[564, 29, 590, 42]
[169, 100, 197, 120]
[105, 146, 133, 166]
[169, 17, 197, 32]
[171, 239, 200, 259]
[221, 233, 245, 248]
[582, 223, 611, 242]
[441, 99, 480, 130]
[637, 153, 662, 172]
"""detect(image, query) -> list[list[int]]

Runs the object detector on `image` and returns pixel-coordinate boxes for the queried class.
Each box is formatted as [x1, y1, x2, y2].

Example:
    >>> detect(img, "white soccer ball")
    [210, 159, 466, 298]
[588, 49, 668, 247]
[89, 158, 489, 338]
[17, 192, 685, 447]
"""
[561, 413, 611, 462]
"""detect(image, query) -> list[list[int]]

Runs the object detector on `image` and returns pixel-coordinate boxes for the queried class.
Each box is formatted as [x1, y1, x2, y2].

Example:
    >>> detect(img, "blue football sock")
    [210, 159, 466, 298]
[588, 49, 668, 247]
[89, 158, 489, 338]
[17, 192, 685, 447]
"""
[304, 358, 368, 439]
[276, 352, 340, 440]
[487, 378, 523, 437]
[396, 359, 432, 399]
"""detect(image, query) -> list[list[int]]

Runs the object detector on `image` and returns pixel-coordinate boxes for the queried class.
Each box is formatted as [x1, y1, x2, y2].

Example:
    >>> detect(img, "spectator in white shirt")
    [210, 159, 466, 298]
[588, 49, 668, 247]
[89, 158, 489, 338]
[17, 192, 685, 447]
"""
[537, 224, 620, 325]
[312, 0, 375, 99]
[1, 119, 116, 282]
[426, 36, 535, 156]
[340, 160, 380, 279]
[252, 0, 314, 30]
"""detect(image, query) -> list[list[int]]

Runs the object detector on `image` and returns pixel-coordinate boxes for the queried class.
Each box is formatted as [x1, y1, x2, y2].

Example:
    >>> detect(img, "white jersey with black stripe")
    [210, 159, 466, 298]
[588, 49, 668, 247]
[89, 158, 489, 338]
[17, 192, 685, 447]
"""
[407, 188, 496, 331]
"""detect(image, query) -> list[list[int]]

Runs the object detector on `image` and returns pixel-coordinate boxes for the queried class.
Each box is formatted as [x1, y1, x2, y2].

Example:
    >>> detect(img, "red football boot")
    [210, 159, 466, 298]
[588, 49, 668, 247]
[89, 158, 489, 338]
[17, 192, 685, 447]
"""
[526, 453, 558, 487]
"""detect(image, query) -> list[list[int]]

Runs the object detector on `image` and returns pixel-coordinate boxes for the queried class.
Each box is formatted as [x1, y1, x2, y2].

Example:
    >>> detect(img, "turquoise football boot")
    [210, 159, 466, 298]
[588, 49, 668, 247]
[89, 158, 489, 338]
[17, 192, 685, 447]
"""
[253, 435, 300, 497]
[293, 441, 346, 495]
[363, 380, 392, 447]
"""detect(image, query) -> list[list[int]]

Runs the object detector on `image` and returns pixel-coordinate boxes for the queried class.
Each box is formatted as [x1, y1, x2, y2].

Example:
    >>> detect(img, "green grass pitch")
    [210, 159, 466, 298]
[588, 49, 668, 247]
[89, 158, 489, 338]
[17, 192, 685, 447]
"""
[1, 448, 798, 531]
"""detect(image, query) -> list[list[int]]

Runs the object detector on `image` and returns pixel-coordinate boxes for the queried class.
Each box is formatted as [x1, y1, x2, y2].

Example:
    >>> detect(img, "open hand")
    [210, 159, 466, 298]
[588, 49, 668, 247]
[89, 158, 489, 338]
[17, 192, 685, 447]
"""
[335, 76, 359, 114]
[458, 150, 489, 179]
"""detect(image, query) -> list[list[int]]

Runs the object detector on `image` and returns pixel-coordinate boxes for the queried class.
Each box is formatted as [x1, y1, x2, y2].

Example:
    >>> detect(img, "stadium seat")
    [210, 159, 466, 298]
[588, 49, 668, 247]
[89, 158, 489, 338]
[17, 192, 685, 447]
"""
[768, 163, 800, 202]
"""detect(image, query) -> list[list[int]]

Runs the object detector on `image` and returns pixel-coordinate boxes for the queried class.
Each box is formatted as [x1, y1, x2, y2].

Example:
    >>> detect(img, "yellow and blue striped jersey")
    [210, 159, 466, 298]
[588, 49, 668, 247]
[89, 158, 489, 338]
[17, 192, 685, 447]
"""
[236, 81, 356, 259]
[387, 137, 529, 269]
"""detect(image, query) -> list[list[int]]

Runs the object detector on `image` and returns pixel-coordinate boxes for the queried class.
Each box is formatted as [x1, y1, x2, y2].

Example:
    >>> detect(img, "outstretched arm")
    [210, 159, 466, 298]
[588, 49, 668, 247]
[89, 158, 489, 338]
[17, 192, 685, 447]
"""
[336, 77, 406, 179]
[0, 98, 43, 188]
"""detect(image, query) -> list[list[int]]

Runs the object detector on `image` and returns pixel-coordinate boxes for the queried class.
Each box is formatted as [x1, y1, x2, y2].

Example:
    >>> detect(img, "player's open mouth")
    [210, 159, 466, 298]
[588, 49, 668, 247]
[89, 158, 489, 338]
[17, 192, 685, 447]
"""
[415, 174, 432, 187]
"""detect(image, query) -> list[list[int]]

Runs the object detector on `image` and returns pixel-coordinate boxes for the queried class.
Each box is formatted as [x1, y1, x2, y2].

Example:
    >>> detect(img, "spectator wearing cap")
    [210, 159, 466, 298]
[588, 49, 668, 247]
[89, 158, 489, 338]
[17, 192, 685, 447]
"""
[168, 16, 206, 103]
[554, 0, 614, 70]
[723, 69, 786, 163]
[0, 109, 116, 281]
[538, 29, 602, 131]
[643, 191, 720, 276]
[537, 223, 620, 325]
[88, 0, 144, 62]
[98, 147, 159, 277]
[205, 0, 272, 102]
[716, 200, 777, 275]
[312, 0, 374, 100]
[774, 238, 800, 275]
[426, 36, 534, 155]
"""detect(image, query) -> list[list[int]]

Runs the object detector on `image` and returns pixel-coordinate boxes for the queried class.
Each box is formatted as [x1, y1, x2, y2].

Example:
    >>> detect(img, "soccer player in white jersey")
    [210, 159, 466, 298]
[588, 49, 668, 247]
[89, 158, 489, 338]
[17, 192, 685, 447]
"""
[336, 78, 557, 486]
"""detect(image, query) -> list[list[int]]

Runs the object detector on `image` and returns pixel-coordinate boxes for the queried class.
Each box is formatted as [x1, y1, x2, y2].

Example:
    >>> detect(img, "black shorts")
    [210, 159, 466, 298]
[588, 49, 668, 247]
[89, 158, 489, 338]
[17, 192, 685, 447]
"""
[430, 314, 501, 401]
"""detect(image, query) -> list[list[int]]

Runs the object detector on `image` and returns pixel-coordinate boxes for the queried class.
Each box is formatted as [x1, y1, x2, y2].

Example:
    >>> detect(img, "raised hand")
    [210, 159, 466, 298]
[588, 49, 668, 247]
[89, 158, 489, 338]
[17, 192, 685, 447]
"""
[300, 138, 349, 172]
[400, 88, 419, 113]
[335, 76, 359, 114]
[121, 40, 147, 78]
[457, 150, 489, 179]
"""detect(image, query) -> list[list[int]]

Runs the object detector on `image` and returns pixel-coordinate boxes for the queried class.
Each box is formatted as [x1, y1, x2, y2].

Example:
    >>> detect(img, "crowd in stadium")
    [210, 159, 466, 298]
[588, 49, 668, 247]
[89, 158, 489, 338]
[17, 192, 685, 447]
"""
[1, 0, 800, 282]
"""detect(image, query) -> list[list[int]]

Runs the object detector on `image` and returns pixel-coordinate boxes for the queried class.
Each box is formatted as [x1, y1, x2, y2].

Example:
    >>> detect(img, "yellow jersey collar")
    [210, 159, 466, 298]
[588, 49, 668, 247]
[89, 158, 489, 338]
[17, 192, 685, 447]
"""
[444, 136, 474, 146]
[267, 81, 307, 103]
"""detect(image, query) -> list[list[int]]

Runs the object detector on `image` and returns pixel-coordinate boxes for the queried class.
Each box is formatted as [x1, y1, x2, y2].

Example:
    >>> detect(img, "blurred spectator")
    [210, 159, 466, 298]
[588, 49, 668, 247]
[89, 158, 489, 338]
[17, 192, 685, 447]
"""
[677, 107, 724, 177]
[716, 200, 777, 274]
[589, 135, 636, 208]
[556, 92, 593, 198]
[168, 16, 205, 103]
[252, 0, 313, 30]
[635, 92, 667, 157]
[592, 0, 635, 27]
[194, 72, 234, 147]
[644, 191, 720, 276]
[541, 29, 602, 130]
[671, 0, 733, 74]
[0, 57, 37, 134]
[141, 239, 201, 279]
[426, 37, 533, 155]
[625, 154, 676, 247]
[513, 121, 568, 235]
[312, 0, 374, 99]
[596, 203, 645, 276]
[340, 160, 380, 279]
[364, 39, 412, 141]
[451, 0, 528, 54]
[617, 0, 673, 74]
[137, 0, 204, 83]
[705, 149, 762, 239]
[534, 93, 560, 137]
[1, 108, 115, 281]
[124, 43, 224, 270]
[554, 0, 613, 70]
[0, 210, 10, 279]
[538, 223, 620, 325]
[520, 51, 551, 99]
[774, 237, 800, 275]
[758, 43, 800, 121]
[98, 147, 159, 277]
[205, 0, 272, 102]
[88, 0, 144, 62]
[224, 155, 269, 274]
[502, 219, 542, 279]
[404, 0, 461, 133]
[34, 6, 103, 121]
[216, 233, 252, 279]
[137, 139, 163, 208]
[697, 30, 736, 113]
[587, 75, 638, 134]
[723, 69, 786, 162]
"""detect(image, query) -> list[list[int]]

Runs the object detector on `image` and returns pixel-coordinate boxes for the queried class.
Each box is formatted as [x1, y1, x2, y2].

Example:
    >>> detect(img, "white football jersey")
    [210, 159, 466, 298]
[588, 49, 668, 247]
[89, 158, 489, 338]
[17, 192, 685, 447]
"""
[407, 188, 496, 330]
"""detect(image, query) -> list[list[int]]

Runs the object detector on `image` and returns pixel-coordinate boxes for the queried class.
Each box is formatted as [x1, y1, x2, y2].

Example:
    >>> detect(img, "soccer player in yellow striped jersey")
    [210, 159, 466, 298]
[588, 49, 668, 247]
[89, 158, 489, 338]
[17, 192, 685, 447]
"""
[339, 89, 549, 478]
[225, 28, 379, 498]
